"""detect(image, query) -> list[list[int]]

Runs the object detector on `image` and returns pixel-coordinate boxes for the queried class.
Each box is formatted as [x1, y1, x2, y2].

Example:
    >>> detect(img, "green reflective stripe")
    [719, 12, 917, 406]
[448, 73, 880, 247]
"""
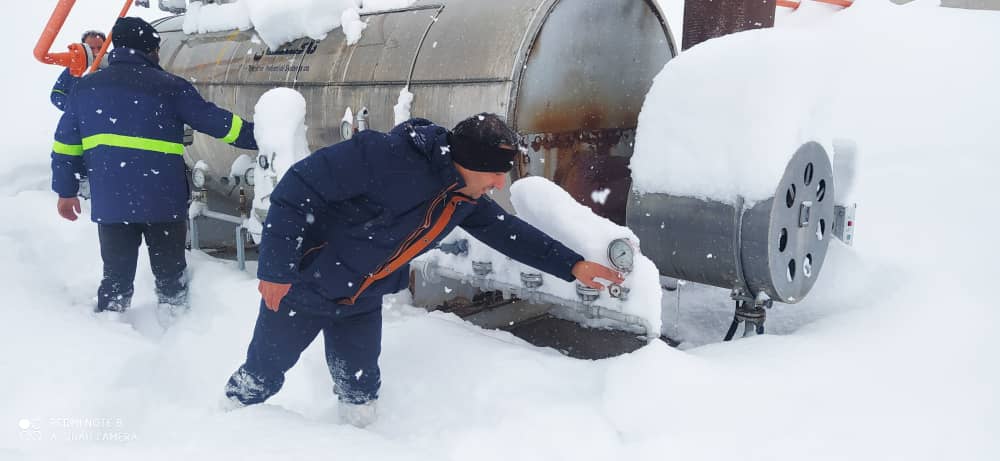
[51, 89, 67, 96]
[221, 114, 243, 144]
[52, 141, 83, 156]
[82, 134, 184, 155]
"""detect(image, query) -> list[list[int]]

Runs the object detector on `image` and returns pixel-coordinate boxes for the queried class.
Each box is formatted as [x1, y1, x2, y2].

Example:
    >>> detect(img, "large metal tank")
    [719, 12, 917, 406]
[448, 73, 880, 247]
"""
[627, 142, 837, 304]
[151, 0, 848, 351]
[153, 0, 676, 220]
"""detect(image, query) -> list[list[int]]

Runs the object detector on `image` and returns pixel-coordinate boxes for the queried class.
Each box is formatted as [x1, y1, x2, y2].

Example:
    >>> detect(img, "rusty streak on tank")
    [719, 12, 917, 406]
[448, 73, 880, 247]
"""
[516, 104, 635, 225]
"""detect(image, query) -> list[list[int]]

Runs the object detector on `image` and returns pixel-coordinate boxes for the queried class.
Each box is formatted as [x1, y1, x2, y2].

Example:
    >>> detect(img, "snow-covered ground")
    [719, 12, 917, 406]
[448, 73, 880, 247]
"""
[2, 1, 998, 460]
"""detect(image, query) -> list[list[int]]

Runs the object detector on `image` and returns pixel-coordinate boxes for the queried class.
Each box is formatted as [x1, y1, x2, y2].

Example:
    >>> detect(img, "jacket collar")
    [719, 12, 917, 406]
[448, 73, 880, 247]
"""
[108, 48, 163, 70]
[391, 118, 466, 191]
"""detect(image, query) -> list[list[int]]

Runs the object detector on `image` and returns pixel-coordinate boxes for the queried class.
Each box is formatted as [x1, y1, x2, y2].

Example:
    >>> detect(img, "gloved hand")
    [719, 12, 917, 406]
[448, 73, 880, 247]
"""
[57, 197, 81, 221]
[571, 261, 624, 290]
[259, 280, 292, 312]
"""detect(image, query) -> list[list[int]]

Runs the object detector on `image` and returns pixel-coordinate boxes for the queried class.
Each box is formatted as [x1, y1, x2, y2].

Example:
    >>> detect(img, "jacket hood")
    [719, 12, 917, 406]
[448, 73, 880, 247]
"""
[391, 118, 464, 190]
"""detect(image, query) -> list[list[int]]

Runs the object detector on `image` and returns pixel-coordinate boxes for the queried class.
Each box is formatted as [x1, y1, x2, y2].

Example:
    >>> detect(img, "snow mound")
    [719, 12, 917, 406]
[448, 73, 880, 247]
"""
[181, 0, 417, 50]
[418, 177, 662, 335]
[632, 0, 1000, 204]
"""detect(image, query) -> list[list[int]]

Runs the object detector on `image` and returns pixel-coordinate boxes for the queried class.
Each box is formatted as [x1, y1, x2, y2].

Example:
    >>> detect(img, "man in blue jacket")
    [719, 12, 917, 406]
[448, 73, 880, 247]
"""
[223, 113, 622, 427]
[50, 30, 106, 111]
[51, 17, 258, 320]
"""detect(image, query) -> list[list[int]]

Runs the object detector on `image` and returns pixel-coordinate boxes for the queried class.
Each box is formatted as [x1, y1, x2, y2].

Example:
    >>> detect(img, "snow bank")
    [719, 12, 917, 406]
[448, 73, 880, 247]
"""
[244, 0, 359, 50]
[4, 2, 999, 460]
[511, 177, 662, 334]
[182, 1, 252, 35]
[248, 88, 311, 239]
[632, 0, 998, 204]
[341, 7, 367, 45]
[252, 87, 310, 181]
[418, 177, 662, 335]
[181, 0, 416, 50]
[393, 87, 414, 126]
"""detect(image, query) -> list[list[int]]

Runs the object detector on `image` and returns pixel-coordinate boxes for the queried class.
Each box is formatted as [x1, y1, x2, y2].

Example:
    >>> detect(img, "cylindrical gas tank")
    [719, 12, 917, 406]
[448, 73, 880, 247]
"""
[627, 142, 837, 303]
[153, 0, 676, 219]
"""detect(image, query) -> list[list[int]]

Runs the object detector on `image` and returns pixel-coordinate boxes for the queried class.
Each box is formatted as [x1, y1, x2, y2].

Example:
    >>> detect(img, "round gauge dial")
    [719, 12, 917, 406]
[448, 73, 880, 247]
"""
[607, 238, 635, 274]
[191, 167, 206, 189]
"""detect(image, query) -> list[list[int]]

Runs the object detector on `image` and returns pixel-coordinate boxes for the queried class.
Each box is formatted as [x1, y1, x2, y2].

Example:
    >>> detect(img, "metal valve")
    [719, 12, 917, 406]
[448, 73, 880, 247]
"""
[520, 272, 543, 289]
[438, 239, 469, 256]
[608, 284, 629, 301]
[472, 261, 493, 277]
[575, 283, 600, 303]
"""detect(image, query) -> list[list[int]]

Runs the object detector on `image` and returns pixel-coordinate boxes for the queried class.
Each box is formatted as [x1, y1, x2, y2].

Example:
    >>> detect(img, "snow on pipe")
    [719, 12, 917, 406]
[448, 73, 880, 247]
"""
[411, 258, 655, 338]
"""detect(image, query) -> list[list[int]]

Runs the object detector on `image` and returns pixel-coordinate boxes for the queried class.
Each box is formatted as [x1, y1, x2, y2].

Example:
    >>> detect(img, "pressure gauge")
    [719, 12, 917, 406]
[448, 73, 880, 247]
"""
[191, 166, 206, 189]
[607, 238, 635, 274]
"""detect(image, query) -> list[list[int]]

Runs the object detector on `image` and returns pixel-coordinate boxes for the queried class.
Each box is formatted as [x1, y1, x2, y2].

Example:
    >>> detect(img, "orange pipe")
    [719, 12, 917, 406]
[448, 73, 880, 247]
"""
[777, 0, 853, 10]
[34, 0, 134, 77]
[33, 0, 87, 76]
[86, 0, 134, 75]
[815, 0, 853, 7]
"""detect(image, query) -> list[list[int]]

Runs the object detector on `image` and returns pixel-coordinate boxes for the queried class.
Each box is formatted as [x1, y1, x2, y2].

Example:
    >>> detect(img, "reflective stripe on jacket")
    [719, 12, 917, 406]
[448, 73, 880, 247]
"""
[50, 47, 257, 223]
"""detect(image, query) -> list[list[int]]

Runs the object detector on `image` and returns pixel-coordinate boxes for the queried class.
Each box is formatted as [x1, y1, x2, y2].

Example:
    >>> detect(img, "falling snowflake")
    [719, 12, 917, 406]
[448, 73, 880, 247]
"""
[591, 188, 611, 205]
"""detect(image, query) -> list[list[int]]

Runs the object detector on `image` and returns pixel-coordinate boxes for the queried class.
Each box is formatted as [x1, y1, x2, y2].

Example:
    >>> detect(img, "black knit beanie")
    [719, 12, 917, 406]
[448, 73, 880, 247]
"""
[449, 113, 519, 173]
[112, 17, 161, 54]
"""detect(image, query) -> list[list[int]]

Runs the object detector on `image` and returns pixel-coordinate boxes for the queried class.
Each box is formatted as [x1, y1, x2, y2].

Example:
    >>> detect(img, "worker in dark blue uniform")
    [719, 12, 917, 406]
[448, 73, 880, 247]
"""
[50, 30, 106, 111]
[223, 113, 623, 427]
[50, 17, 258, 323]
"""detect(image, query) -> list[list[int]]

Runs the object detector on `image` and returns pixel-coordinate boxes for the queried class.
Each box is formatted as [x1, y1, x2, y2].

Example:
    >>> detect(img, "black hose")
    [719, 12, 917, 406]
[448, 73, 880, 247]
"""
[723, 301, 741, 341]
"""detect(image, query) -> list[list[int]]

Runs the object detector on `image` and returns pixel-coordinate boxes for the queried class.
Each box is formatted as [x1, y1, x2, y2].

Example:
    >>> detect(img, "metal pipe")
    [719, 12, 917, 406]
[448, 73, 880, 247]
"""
[200, 209, 244, 226]
[412, 260, 654, 338]
[85, 0, 133, 75]
[189, 217, 200, 251]
[235, 226, 246, 271]
[189, 202, 249, 270]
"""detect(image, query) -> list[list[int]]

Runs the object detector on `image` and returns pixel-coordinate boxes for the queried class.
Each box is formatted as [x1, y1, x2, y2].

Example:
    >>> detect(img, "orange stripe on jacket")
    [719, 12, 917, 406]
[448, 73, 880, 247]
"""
[339, 195, 473, 305]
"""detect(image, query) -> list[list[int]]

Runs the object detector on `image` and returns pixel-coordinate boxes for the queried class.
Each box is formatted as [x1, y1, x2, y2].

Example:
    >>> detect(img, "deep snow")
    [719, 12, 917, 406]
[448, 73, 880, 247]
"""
[2, 1, 998, 460]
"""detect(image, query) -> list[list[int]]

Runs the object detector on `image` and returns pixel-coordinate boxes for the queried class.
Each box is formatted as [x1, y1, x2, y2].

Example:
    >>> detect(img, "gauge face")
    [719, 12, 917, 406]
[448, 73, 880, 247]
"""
[191, 167, 206, 189]
[607, 238, 634, 274]
[244, 167, 255, 187]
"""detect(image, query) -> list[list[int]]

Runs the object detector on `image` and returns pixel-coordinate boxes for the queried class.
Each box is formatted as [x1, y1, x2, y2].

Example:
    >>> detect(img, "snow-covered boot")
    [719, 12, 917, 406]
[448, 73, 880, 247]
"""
[155, 287, 189, 328]
[96, 291, 132, 313]
[339, 400, 377, 428]
[219, 395, 247, 412]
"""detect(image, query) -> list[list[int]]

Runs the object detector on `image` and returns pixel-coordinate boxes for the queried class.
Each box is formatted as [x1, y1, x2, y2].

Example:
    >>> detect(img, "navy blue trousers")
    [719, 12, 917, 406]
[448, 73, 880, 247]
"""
[96, 221, 187, 312]
[225, 297, 383, 405]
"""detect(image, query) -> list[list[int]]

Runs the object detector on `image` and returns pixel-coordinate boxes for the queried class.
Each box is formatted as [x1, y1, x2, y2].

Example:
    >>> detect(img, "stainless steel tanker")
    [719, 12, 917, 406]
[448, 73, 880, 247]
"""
[152, 0, 854, 355]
